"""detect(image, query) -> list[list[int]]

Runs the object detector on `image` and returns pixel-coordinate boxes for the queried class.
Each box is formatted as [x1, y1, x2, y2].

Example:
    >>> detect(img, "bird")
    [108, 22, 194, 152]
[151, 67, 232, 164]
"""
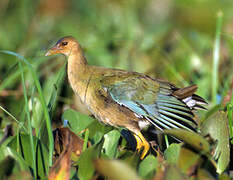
[45, 36, 207, 159]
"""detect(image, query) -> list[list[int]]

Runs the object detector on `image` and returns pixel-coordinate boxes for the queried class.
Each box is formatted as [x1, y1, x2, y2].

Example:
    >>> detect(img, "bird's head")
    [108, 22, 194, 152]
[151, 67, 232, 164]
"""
[45, 36, 80, 57]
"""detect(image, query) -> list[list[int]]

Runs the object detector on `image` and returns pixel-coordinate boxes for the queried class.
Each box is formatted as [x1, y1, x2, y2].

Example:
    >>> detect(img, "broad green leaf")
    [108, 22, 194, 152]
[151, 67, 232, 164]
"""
[102, 130, 121, 158]
[117, 148, 140, 169]
[163, 129, 210, 154]
[94, 159, 142, 180]
[178, 147, 201, 175]
[29, 97, 43, 131]
[87, 120, 113, 144]
[218, 173, 231, 180]
[163, 165, 188, 180]
[7, 134, 49, 178]
[164, 143, 181, 164]
[78, 140, 103, 180]
[138, 155, 158, 178]
[197, 169, 216, 180]
[62, 109, 94, 134]
[201, 111, 230, 174]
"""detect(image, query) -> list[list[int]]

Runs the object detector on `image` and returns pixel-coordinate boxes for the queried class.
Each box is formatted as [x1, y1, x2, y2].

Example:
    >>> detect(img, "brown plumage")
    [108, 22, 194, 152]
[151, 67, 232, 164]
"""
[46, 36, 207, 159]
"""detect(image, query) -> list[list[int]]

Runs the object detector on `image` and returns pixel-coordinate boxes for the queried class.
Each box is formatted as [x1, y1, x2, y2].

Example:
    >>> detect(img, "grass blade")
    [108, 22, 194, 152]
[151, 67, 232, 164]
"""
[18, 61, 37, 178]
[47, 62, 66, 113]
[82, 129, 89, 152]
[227, 87, 233, 144]
[0, 50, 54, 167]
[0, 105, 26, 132]
[212, 11, 223, 104]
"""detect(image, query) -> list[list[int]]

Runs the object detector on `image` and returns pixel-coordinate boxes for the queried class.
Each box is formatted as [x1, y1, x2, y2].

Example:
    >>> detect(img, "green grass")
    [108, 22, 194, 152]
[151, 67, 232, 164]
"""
[0, 51, 53, 170]
[19, 61, 36, 178]
[227, 95, 233, 143]
[212, 11, 223, 105]
[0, 0, 233, 179]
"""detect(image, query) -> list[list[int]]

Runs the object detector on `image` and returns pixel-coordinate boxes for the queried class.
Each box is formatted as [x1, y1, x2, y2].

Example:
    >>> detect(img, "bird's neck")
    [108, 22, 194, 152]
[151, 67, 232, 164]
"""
[67, 48, 91, 101]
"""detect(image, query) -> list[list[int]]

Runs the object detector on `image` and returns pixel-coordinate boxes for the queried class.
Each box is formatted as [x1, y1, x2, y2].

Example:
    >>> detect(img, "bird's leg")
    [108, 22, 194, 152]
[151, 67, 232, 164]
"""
[133, 132, 150, 159]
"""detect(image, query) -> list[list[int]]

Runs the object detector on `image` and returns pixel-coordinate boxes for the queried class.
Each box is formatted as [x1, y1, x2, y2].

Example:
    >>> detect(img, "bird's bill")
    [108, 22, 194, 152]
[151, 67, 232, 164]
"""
[45, 45, 61, 56]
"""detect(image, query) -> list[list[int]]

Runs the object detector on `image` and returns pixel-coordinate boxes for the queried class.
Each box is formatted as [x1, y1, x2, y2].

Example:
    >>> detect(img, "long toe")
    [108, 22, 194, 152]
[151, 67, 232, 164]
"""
[133, 132, 150, 159]
[134, 134, 143, 153]
[140, 140, 150, 159]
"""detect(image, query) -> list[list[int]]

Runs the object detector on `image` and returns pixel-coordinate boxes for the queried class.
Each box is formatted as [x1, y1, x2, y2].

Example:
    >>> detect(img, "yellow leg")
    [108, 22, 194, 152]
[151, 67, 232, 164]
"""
[133, 132, 150, 159]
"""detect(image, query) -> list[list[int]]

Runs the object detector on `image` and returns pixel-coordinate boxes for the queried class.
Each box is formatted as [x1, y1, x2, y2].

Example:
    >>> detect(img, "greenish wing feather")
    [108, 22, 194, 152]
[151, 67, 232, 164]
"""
[104, 76, 197, 132]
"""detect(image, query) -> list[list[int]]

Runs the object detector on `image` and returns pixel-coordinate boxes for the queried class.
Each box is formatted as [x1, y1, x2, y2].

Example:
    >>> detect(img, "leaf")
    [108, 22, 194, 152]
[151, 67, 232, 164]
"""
[47, 63, 66, 114]
[62, 109, 94, 133]
[153, 164, 188, 180]
[201, 111, 230, 174]
[163, 129, 210, 154]
[29, 97, 43, 130]
[53, 127, 84, 161]
[102, 130, 121, 158]
[77, 140, 103, 180]
[218, 173, 231, 180]
[94, 159, 142, 180]
[7, 134, 49, 178]
[40, 64, 66, 149]
[0, 50, 53, 166]
[50, 127, 87, 180]
[138, 155, 158, 178]
[177, 147, 201, 176]
[164, 143, 181, 164]
[49, 145, 71, 180]
[0, 146, 28, 170]
[197, 169, 215, 180]
[87, 120, 113, 144]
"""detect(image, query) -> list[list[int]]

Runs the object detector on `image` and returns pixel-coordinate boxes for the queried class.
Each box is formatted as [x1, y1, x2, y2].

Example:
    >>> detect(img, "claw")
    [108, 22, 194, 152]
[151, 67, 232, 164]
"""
[134, 132, 150, 159]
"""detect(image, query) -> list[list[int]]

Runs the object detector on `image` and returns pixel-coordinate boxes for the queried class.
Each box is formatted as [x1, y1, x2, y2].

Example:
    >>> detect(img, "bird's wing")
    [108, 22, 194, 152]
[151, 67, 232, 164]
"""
[101, 73, 206, 132]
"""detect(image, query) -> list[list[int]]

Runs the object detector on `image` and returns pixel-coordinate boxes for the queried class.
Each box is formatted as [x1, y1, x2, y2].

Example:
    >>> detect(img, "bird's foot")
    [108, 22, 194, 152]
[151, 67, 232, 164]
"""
[134, 133, 150, 159]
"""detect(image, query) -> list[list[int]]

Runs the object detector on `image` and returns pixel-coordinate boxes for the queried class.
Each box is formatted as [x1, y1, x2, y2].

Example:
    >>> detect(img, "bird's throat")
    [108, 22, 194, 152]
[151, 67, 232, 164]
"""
[67, 49, 90, 102]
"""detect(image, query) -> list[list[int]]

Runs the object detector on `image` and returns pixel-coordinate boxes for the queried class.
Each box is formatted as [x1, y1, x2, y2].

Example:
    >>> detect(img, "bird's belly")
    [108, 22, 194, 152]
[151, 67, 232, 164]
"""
[87, 102, 120, 127]
[85, 94, 142, 128]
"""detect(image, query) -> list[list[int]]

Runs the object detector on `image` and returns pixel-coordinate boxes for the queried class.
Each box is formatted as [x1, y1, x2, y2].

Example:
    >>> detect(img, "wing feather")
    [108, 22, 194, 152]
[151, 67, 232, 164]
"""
[102, 74, 206, 132]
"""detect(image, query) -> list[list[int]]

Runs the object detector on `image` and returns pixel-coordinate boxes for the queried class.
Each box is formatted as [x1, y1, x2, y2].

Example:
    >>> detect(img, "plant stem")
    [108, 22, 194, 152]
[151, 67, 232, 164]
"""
[19, 62, 37, 179]
[212, 11, 223, 104]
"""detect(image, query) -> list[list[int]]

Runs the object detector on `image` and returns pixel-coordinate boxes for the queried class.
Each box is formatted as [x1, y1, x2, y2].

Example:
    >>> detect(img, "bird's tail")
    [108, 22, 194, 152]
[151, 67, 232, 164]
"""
[172, 85, 207, 110]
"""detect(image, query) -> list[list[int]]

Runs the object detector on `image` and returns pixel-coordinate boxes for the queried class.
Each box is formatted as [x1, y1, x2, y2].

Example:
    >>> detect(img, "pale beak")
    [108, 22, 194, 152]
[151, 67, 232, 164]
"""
[45, 45, 60, 56]
[45, 50, 52, 56]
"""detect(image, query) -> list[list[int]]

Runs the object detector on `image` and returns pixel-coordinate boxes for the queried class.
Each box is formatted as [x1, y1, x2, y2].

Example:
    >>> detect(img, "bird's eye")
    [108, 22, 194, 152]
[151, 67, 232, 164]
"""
[61, 42, 68, 46]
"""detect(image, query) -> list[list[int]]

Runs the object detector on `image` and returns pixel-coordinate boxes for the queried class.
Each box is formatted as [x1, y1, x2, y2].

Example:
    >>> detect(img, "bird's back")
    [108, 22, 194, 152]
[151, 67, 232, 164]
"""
[87, 66, 207, 132]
